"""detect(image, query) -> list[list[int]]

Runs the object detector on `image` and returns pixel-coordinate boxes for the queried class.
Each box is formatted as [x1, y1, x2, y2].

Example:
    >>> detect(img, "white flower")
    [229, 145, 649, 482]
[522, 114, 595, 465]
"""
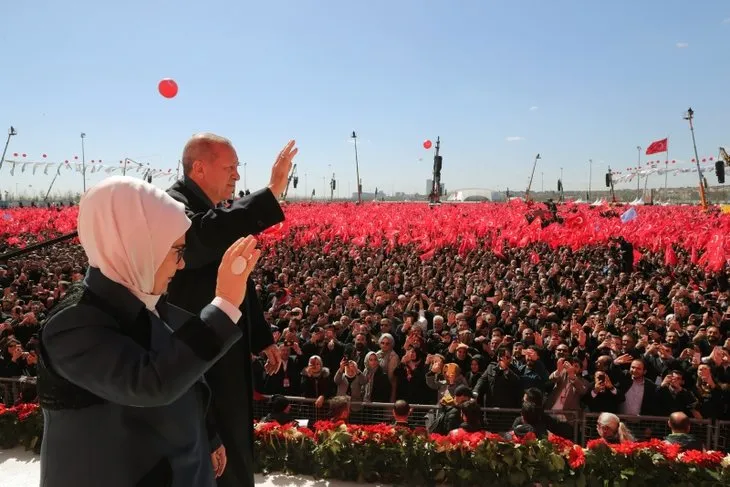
[722, 453, 730, 469]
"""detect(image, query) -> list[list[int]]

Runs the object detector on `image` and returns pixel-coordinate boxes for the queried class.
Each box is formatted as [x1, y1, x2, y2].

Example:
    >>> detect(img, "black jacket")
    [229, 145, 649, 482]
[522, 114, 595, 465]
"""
[473, 363, 522, 408]
[166, 181, 284, 487]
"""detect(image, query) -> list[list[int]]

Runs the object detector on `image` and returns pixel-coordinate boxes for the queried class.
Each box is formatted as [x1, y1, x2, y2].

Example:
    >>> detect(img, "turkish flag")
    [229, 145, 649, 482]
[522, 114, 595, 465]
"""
[646, 138, 668, 155]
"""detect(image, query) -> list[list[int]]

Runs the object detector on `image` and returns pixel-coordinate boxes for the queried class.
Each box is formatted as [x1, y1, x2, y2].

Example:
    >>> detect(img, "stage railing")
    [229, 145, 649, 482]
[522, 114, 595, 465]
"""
[0, 376, 37, 406]
[2, 378, 725, 451]
[253, 395, 581, 442]
[714, 420, 730, 453]
[581, 412, 714, 450]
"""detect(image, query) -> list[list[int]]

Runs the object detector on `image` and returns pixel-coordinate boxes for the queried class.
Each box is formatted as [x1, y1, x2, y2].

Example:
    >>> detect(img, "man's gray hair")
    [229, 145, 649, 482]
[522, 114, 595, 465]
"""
[181, 132, 233, 176]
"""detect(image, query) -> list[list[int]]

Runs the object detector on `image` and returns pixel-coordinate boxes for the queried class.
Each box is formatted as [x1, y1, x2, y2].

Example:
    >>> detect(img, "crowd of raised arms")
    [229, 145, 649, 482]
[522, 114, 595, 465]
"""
[2, 206, 729, 447]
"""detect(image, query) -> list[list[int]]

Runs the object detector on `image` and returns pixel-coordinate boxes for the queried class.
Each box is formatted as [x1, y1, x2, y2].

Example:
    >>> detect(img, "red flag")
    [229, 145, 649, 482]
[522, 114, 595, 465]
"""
[645, 138, 668, 155]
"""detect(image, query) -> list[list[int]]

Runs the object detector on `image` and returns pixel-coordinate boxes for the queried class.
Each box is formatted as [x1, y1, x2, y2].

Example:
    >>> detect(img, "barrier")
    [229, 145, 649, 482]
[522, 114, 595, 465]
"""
[0, 376, 37, 406]
[2, 378, 726, 451]
[715, 420, 730, 453]
[582, 412, 714, 449]
[252, 395, 581, 442]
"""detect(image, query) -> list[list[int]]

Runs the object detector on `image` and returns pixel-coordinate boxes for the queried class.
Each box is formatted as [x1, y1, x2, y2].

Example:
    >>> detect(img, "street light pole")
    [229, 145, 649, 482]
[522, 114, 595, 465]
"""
[684, 107, 708, 209]
[243, 162, 247, 192]
[588, 159, 593, 200]
[525, 153, 541, 201]
[80, 133, 87, 193]
[559, 166, 564, 202]
[351, 131, 362, 204]
[0, 126, 17, 172]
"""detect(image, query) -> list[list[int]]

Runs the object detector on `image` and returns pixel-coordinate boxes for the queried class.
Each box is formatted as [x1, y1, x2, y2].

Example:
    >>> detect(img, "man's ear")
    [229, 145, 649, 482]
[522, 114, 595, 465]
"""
[190, 159, 204, 178]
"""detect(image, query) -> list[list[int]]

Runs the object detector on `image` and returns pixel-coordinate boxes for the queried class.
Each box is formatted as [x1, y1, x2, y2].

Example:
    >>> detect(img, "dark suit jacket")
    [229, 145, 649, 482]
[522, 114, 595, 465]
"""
[40, 268, 241, 487]
[618, 374, 659, 416]
[166, 180, 284, 487]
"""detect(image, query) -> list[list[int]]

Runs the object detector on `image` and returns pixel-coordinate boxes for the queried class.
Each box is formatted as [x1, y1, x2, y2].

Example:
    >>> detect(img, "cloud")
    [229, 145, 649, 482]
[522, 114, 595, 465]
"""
[676, 42, 689, 48]
[506, 136, 525, 142]
[723, 18, 730, 24]
[529, 106, 539, 111]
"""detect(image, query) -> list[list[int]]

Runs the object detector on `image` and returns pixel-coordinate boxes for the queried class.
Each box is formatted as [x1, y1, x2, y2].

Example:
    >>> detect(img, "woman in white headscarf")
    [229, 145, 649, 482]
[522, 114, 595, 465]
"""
[38, 176, 260, 487]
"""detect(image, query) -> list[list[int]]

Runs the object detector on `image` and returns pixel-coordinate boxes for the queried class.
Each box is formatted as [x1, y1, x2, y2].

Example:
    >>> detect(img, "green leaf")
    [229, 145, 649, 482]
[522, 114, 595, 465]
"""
[550, 453, 566, 471]
[508, 471, 527, 486]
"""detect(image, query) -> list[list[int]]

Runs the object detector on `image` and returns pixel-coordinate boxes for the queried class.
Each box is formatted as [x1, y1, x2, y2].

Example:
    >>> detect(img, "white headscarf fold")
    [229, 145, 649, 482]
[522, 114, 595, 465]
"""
[77, 176, 191, 311]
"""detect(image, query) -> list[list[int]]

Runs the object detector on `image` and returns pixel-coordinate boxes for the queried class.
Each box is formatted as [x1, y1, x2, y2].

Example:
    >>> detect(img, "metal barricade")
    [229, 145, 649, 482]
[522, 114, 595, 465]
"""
[582, 412, 714, 449]
[252, 395, 580, 442]
[714, 420, 730, 453]
[4, 385, 722, 450]
[0, 376, 37, 406]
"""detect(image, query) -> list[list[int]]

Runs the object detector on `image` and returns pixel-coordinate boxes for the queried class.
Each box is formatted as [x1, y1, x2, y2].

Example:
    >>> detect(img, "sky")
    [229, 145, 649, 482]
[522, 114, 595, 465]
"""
[1, 0, 730, 199]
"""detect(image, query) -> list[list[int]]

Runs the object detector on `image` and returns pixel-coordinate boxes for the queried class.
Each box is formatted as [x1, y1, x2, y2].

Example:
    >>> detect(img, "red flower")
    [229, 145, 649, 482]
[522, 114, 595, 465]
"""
[296, 427, 316, 440]
[312, 420, 345, 432]
[679, 450, 725, 468]
[568, 444, 585, 469]
[547, 433, 575, 453]
[14, 403, 39, 422]
[511, 431, 537, 444]
[586, 438, 608, 450]
[612, 442, 640, 456]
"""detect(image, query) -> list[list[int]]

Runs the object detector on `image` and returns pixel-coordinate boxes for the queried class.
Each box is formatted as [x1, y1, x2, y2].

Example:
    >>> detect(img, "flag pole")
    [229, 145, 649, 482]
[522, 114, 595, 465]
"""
[636, 146, 641, 199]
[664, 149, 669, 196]
[664, 140, 669, 194]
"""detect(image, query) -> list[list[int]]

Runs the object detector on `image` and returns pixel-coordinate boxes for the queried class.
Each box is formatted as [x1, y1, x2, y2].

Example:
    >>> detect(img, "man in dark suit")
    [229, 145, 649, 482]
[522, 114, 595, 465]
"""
[617, 359, 658, 416]
[167, 133, 297, 487]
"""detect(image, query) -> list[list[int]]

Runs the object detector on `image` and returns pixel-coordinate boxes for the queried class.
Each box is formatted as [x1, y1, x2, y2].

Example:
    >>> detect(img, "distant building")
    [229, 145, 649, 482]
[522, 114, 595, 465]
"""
[447, 188, 505, 202]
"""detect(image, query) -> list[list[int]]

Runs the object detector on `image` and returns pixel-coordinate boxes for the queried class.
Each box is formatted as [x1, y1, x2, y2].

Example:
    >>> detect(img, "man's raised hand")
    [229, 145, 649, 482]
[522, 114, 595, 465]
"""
[269, 140, 298, 197]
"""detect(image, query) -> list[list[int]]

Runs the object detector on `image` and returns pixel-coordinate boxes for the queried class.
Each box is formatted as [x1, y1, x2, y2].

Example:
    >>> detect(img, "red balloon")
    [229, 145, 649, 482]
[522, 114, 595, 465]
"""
[12, 153, 17, 157]
[22, 153, 26, 157]
[74, 156, 78, 160]
[702, 158, 706, 162]
[423, 140, 432, 149]
[65, 160, 68, 163]
[709, 157, 714, 161]
[42, 154, 47, 158]
[158, 78, 178, 98]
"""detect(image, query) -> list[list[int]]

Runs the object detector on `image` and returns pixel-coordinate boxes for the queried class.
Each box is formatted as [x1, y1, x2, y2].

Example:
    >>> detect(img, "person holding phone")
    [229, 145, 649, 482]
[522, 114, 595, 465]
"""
[585, 371, 623, 413]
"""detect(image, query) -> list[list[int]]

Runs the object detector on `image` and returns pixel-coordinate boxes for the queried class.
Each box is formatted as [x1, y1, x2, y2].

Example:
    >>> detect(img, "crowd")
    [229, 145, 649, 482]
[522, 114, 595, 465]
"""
[1, 202, 730, 450]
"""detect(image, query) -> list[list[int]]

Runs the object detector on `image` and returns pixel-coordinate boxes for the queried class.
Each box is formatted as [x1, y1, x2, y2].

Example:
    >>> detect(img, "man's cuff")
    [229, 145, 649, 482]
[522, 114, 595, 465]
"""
[212, 297, 243, 324]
